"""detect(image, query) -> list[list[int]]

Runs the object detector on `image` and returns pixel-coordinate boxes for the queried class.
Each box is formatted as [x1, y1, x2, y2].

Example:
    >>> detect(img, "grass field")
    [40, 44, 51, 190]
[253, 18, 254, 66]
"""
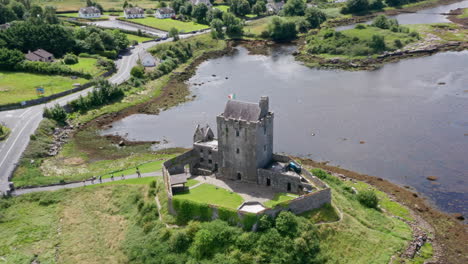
[300, 203, 340, 223]
[0, 71, 87, 105]
[214, 5, 230, 12]
[264, 193, 298, 208]
[0, 185, 145, 263]
[125, 33, 154, 43]
[173, 183, 244, 210]
[65, 57, 104, 76]
[57, 13, 109, 20]
[186, 179, 199, 187]
[121, 17, 209, 32]
[101, 159, 169, 179]
[244, 16, 301, 36]
[458, 8, 468, 18]
[311, 169, 414, 263]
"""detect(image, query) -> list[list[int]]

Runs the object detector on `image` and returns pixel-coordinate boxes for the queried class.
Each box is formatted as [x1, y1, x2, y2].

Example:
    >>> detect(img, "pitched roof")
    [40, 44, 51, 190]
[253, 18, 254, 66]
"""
[34, 49, 53, 58]
[125, 7, 144, 14]
[222, 100, 261, 122]
[79, 6, 101, 14]
[157, 7, 175, 15]
[25, 49, 53, 61]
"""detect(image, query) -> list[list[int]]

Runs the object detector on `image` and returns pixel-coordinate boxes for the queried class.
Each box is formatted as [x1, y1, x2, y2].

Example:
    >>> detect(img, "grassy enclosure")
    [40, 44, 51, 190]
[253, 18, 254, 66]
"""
[173, 183, 244, 210]
[0, 71, 87, 105]
[64, 57, 105, 76]
[120, 17, 209, 32]
[264, 193, 298, 208]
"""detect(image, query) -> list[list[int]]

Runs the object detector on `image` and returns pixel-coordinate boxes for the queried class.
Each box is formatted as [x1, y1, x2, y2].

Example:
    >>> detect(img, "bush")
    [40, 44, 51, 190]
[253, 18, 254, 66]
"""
[43, 104, 67, 124]
[394, 39, 403, 48]
[311, 168, 329, 180]
[14, 60, 92, 79]
[0, 48, 24, 70]
[368, 34, 386, 52]
[130, 65, 145, 78]
[63, 53, 79, 65]
[355, 24, 366, 29]
[69, 80, 124, 113]
[357, 190, 379, 209]
[217, 207, 240, 225]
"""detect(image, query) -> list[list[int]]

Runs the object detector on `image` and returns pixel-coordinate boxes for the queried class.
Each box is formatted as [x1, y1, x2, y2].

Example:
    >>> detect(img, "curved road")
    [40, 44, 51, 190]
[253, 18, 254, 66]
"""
[0, 32, 205, 195]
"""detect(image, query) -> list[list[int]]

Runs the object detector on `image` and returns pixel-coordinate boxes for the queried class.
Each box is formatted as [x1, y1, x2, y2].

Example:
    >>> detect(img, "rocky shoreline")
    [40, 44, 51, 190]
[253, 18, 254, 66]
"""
[447, 7, 468, 27]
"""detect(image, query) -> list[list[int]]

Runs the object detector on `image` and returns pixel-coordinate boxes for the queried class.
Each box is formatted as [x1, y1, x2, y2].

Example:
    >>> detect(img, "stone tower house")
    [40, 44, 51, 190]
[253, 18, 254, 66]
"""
[216, 96, 274, 183]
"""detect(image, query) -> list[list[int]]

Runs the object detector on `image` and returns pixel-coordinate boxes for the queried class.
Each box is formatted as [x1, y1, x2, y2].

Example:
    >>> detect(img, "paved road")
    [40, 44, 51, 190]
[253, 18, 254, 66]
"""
[11, 171, 162, 196]
[0, 31, 206, 195]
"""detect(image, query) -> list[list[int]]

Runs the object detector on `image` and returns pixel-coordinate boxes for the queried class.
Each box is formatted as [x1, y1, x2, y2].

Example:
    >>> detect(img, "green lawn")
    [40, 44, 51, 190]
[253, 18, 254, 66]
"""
[0, 71, 87, 105]
[214, 5, 230, 12]
[65, 57, 104, 76]
[186, 179, 199, 187]
[264, 193, 298, 208]
[101, 159, 168, 179]
[125, 33, 154, 43]
[173, 183, 244, 210]
[34, 0, 157, 11]
[121, 17, 209, 32]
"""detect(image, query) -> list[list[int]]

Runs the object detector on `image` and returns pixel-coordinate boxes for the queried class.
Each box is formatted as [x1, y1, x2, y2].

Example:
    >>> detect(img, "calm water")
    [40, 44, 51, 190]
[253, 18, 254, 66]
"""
[103, 3, 468, 216]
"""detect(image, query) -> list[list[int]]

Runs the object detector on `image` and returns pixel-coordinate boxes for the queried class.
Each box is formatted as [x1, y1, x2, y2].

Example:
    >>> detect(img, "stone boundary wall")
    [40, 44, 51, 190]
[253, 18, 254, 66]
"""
[261, 188, 332, 216]
[0, 69, 115, 112]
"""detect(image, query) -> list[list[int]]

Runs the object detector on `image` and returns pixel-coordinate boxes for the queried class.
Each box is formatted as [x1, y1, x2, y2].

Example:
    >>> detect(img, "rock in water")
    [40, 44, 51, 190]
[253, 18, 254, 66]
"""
[426, 176, 438, 181]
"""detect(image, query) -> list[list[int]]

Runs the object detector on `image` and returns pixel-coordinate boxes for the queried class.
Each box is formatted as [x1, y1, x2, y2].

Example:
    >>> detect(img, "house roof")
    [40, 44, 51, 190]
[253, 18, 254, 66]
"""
[222, 100, 262, 122]
[125, 7, 144, 14]
[157, 7, 175, 15]
[25, 49, 54, 61]
[79, 6, 101, 14]
[170, 174, 188, 186]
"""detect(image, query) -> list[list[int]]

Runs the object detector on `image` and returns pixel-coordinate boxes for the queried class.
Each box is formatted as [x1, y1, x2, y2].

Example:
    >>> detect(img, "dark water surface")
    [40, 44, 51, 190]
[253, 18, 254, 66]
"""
[103, 46, 468, 216]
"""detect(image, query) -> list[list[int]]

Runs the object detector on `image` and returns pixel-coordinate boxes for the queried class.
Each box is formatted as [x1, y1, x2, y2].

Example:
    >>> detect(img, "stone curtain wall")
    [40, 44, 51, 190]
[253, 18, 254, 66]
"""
[163, 149, 197, 175]
[257, 168, 312, 194]
[260, 188, 332, 216]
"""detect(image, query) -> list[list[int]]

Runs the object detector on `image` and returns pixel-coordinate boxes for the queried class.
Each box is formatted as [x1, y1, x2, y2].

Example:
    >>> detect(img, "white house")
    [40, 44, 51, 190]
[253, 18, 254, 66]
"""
[155, 7, 175, 19]
[124, 7, 145, 19]
[190, 0, 212, 7]
[139, 51, 158, 67]
[78, 6, 101, 18]
[266, 0, 284, 14]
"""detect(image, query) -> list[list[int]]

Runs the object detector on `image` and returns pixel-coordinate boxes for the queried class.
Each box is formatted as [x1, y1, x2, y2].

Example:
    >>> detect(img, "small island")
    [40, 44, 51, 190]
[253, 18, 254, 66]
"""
[296, 15, 468, 70]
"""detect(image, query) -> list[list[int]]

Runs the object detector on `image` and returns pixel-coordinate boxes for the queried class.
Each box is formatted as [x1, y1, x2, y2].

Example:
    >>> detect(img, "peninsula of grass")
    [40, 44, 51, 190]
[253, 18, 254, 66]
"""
[264, 192, 298, 208]
[173, 183, 244, 210]
[0, 71, 87, 105]
[119, 17, 209, 32]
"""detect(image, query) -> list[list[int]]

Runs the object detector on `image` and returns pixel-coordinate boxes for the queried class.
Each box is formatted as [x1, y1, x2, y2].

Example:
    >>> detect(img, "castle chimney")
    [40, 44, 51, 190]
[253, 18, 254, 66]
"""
[259, 96, 269, 118]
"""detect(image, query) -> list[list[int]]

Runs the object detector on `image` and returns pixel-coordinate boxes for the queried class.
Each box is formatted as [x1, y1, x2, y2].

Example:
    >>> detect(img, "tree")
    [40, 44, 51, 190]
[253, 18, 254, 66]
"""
[305, 7, 327, 29]
[0, 47, 24, 70]
[168, 27, 180, 41]
[369, 34, 386, 52]
[343, 0, 369, 14]
[123, 0, 128, 9]
[282, 0, 306, 16]
[189, 229, 215, 259]
[29, 5, 42, 19]
[222, 12, 243, 37]
[371, 14, 390, 29]
[85, 32, 105, 52]
[0, 4, 17, 24]
[9, 1, 25, 19]
[180, 2, 193, 16]
[172, 0, 185, 14]
[206, 7, 222, 23]
[192, 3, 208, 23]
[275, 211, 298, 236]
[295, 17, 310, 33]
[230, 0, 251, 17]
[43, 104, 67, 124]
[252, 0, 266, 16]
[266, 16, 297, 41]
[386, 0, 403, 7]
[43, 6, 59, 24]
[357, 190, 379, 208]
[210, 18, 224, 39]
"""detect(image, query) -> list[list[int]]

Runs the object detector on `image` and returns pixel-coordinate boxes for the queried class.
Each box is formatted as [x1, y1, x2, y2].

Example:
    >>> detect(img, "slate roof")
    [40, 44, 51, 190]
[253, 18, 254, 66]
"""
[170, 174, 188, 185]
[125, 7, 144, 15]
[222, 100, 261, 122]
[25, 49, 54, 61]
[79, 6, 101, 14]
[157, 7, 175, 15]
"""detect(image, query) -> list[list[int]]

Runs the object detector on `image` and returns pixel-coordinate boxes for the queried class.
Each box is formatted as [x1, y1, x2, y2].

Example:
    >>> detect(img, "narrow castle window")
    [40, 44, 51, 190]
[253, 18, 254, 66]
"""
[264, 126, 266, 135]
[208, 159, 212, 164]
[264, 145, 266, 152]
[208, 150, 212, 155]
[237, 173, 242, 180]
[200, 158, 204, 163]
[287, 182, 291, 191]
[236, 148, 240, 154]
[200, 149, 203, 153]
[236, 130, 239, 137]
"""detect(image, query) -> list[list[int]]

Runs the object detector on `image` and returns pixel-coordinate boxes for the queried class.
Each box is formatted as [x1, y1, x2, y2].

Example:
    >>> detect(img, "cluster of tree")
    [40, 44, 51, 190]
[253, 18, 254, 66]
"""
[0, 47, 23, 70]
[125, 210, 324, 264]
[261, 7, 327, 41]
[0, 1, 59, 24]
[341, 0, 385, 14]
[73, 27, 130, 58]
[85, 0, 103, 12]
[210, 12, 244, 39]
[69, 80, 124, 113]
[63, 53, 79, 65]
[283, 0, 307, 16]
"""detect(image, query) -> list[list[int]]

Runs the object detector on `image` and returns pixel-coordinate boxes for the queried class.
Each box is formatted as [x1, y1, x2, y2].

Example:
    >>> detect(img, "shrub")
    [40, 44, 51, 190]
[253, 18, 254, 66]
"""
[217, 207, 240, 225]
[357, 190, 379, 209]
[275, 211, 298, 236]
[15, 60, 92, 79]
[372, 15, 390, 29]
[355, 24, 366, 29]
[43, 104, 67, 124]
[368, 34, 386, 52]
[241, 213, 258, 231]
[63, 53, 79, 65]
[130, 65, 145, 78]
[311, 168, 329, 180]
[69, 80, 124, 113]
[394, 39, 403, 49]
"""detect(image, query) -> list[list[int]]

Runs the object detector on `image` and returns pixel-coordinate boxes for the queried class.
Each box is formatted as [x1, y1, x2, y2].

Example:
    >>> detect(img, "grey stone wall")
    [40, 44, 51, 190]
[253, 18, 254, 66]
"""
[257, 168, 312, 194]
[193, 144, 219, 173]
[163, 149, 197, 175]
[262, 188, 332, 216]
